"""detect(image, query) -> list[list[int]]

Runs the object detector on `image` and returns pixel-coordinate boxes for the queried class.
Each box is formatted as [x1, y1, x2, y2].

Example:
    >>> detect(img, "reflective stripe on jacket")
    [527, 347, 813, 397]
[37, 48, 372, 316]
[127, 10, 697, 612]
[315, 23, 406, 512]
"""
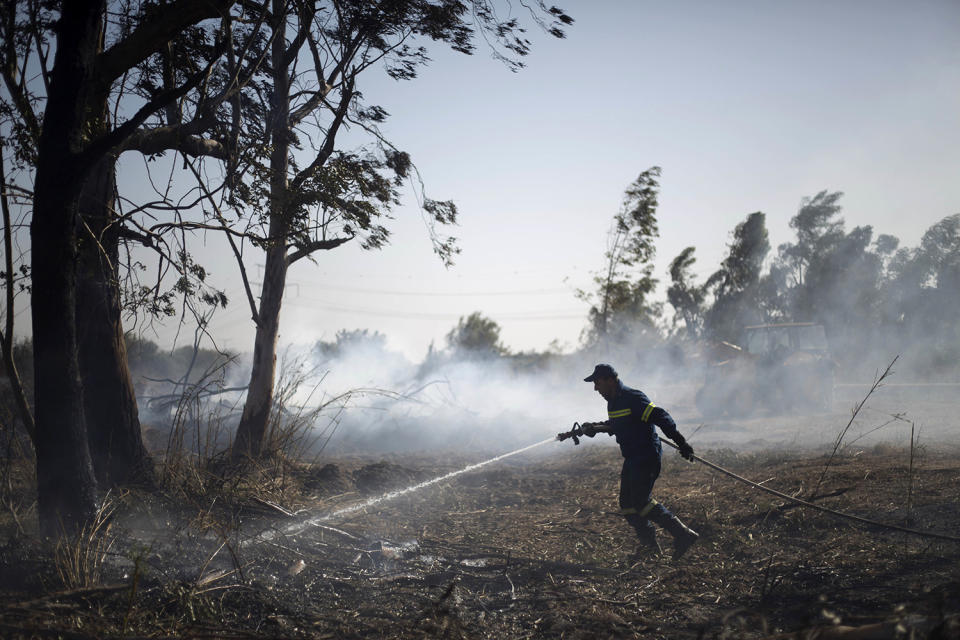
[606, 381, 681, 460]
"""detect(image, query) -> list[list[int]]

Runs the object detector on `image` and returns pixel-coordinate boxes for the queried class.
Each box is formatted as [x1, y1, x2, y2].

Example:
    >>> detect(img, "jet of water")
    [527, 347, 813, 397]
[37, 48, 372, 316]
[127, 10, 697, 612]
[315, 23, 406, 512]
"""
[266, 436, 558, 540]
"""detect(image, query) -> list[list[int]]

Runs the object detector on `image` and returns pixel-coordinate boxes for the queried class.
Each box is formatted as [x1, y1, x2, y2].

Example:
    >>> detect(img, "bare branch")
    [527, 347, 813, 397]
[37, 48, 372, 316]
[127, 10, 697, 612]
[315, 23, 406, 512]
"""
[84, 46, 226, 163]
[286, 235, 352, 265]
[149, 220, 263, 243]
[283, 1, 314, 68]
[94, 0, 234, 91]
[28, 0, 52, 94]
[120, 120, 229, 159]
[1, 2, 42, 145]
[289, 76, 354, 193]
[182, 158, 261, 327]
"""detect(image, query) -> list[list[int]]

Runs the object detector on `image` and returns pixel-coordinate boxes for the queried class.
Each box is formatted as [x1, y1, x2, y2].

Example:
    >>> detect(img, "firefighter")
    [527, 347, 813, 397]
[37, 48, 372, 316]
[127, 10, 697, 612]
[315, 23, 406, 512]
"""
[580, 363, 699, 562]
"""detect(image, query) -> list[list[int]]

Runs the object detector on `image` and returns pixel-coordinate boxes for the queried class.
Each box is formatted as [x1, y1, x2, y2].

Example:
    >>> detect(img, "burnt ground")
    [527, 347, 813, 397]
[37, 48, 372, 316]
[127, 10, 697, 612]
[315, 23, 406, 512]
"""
[1, 438, 959, 639]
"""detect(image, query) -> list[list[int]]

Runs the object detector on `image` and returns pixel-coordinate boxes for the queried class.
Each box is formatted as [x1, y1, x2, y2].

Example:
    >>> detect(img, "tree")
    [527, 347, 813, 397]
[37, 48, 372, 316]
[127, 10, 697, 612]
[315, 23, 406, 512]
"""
[884, 214, 960, 371]
[315, 329, 389, 360]
[446, 312, 507, 358]
[703, 211, 770, 341]
[775, 190, 845, 319]
[804, 225, 883, 350]
[70, 1, 264, 487]
[20, 0, 238, 534]
[578, 167, 663, 348]
[0, 137, 34, 445]
[916, 214, 960, 364]
[666, 246, 705, 338]
[226, 0, 572, 459]
[29, 0, 111, 534]
[918, 213, 960, 292]
[5, 0, 276, 498]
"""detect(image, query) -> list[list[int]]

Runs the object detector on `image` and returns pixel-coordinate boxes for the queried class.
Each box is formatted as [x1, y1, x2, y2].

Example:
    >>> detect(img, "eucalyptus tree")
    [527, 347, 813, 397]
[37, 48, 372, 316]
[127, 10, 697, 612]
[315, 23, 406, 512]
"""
[774, 190, 845, 319]
[666, 246, 705, 339]
[0, 139, 34, 446]
[885, 214, 960, 363]
[212, 0, 573, 460]
[702, 211, 770, 341]
[6, 0, 260, 534]
[916, 215, 960, 360]
[577, 167, 663, 349]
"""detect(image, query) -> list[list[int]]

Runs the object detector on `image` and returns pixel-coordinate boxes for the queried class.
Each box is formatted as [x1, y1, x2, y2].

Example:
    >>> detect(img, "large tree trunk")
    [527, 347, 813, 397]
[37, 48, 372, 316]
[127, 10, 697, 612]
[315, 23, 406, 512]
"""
[76, 153, 155, 487]
[232, 0, 290, 461]
[31, 0, 105, 536]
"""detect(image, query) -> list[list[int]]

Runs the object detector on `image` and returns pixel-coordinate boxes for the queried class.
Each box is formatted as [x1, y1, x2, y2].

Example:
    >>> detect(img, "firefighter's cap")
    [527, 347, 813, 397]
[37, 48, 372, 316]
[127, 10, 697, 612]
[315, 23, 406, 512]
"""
[584, 363, 617, 382]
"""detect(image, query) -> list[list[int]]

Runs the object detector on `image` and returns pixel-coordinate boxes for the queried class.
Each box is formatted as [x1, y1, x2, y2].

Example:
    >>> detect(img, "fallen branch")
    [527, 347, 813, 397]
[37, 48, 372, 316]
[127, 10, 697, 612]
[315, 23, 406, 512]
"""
[3, 583, 129, 610]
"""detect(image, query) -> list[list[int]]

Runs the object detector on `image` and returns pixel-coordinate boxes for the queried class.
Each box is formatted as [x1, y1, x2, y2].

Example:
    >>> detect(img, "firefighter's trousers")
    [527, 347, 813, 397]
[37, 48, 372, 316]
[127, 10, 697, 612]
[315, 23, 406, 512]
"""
[618, 455, 688, 546]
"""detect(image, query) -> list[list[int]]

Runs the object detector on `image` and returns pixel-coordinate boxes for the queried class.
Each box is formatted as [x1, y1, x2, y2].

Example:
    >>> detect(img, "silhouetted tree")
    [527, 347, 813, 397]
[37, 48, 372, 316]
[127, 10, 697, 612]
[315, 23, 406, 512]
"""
[227, 0, 572, 459]
[666, 246, 705, 338]
[446, 312, 507, 358]
[703, 211, 770, 341]
[20, 0, 238, 534]
[578, 167, 663, 348]
[805, 225, 884, 353]
[0, 137, 34, 444]
[883, 214, 960, 372]
[775, 190, 845, 319]
[314, 329, 389, 360]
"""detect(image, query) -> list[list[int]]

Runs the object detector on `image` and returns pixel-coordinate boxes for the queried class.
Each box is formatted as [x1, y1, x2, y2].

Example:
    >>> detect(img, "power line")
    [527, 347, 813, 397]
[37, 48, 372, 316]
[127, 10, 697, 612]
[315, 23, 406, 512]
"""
[295, 284, 574, 297]
[283, 298, 586, 320]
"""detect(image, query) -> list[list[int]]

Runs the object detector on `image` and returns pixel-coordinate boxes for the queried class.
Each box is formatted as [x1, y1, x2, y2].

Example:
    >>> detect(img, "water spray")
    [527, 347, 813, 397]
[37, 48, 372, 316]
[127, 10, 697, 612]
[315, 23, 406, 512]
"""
[266, 436, 558, 540]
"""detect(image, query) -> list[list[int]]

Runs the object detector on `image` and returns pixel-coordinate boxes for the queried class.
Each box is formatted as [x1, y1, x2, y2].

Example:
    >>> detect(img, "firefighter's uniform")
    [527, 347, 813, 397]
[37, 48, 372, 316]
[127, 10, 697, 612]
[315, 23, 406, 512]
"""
[599, 379, 699, 560]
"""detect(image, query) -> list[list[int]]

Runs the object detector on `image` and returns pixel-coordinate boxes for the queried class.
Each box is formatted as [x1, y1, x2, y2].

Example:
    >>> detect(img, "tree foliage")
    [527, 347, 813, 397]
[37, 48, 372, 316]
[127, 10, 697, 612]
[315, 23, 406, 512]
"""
[703, 211, 770, 341]
[578, 166, 663, 347]
[219, 0, 571, 458]
[314, 329, 389, 360]
[666, 246, 705, 339]
[688, 188, 960, 375]
[446, 311, 507, 358]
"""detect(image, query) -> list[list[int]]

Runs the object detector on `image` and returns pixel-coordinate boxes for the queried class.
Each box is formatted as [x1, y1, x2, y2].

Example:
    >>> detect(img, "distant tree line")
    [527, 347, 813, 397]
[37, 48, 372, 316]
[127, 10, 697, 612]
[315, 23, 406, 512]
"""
[671, 193, 959, 375]
[315, 179, 959, 380]
[578, 170, 959, 376]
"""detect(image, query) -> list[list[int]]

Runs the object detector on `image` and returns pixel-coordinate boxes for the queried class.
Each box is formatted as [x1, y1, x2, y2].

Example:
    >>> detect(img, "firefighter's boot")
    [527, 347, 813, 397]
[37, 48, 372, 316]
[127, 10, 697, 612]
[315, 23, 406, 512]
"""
[626, 515, 661, 563]
[651, 512, 699, 560]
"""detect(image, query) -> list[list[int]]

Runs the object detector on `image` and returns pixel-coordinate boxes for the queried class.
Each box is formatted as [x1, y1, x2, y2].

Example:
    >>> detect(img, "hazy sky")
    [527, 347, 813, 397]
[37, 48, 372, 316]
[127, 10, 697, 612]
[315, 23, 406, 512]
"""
[138, 0, 960, 360]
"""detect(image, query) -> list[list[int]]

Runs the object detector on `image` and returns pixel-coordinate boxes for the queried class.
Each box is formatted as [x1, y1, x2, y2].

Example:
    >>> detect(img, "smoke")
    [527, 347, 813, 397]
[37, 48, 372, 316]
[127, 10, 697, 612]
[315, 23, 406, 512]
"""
[133, 228, 960, 461]
[294, 345, 603, 454]
[272, 323, 725, 458]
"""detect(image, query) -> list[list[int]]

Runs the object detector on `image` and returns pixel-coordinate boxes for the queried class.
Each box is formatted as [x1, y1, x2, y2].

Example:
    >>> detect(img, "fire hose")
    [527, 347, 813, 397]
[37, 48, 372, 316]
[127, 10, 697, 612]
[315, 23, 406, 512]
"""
[557, 423, 960, 544]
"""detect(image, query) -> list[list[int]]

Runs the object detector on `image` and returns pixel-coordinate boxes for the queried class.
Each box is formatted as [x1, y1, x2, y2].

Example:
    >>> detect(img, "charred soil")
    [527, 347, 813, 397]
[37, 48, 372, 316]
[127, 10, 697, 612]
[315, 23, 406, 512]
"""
[1, 444, 959, 639]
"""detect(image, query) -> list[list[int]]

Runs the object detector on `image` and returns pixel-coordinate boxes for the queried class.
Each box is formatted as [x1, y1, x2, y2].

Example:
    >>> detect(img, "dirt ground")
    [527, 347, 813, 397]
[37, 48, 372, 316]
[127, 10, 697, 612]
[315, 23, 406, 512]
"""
[2, 434, 960, 638]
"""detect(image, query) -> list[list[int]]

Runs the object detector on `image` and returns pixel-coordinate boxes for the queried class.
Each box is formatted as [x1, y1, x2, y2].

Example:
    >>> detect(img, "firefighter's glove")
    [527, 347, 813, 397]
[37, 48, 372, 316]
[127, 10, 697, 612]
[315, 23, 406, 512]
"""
[581, 422, 600, 437]
[677, 440, 695, 461]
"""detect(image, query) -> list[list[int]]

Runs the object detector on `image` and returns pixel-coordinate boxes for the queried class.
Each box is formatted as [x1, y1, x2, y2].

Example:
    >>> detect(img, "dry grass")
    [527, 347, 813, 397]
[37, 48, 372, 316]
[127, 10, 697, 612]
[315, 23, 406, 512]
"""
[52, 492, 118, 589]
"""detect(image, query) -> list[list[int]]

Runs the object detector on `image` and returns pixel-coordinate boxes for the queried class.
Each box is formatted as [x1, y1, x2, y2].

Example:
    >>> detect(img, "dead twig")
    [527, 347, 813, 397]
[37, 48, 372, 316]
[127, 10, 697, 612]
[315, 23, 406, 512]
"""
[811, 356, 898, 500]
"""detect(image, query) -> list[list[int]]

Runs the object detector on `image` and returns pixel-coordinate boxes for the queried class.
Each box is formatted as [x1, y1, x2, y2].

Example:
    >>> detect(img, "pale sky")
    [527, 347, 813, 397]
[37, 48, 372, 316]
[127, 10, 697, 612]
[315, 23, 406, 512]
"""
[135, 0, 960, 361]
